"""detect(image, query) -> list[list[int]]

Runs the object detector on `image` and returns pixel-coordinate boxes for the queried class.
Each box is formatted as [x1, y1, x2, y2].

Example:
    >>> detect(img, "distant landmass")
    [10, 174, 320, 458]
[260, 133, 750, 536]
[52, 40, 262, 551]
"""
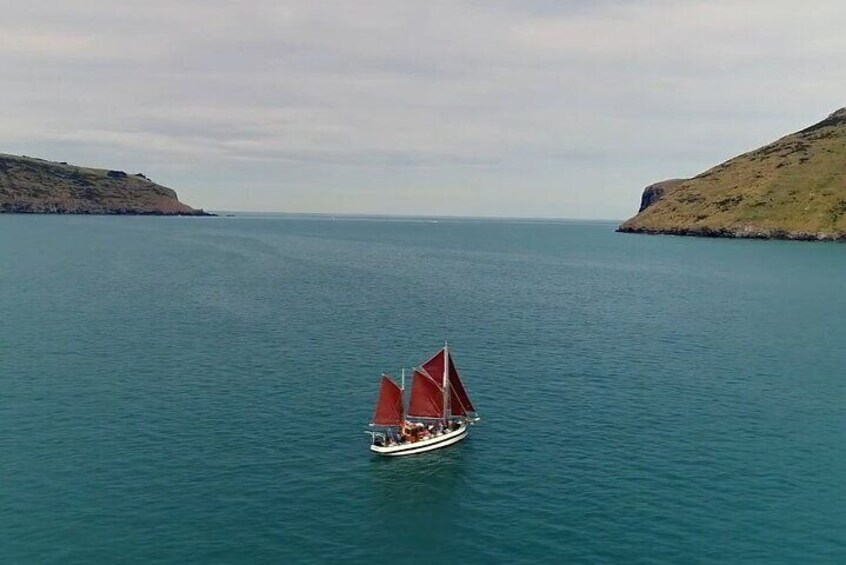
[0, 153, 212, 216]
[618, 108, 846, 241]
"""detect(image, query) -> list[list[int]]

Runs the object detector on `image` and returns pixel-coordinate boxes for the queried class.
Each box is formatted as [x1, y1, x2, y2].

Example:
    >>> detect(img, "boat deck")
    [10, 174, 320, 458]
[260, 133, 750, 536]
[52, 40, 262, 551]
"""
[370, 423, 468, 456]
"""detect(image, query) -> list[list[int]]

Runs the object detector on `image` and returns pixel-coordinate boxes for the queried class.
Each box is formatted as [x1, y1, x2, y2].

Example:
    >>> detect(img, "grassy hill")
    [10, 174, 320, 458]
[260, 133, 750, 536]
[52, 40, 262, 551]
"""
[618, 108, 846, 240]
[0, 153, 211, 215]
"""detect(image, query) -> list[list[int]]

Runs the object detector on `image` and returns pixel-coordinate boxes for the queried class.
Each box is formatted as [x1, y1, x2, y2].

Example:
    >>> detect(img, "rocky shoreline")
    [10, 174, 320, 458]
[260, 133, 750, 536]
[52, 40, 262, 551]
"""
[616, 225, 846, 241]
[0, 203, 215, 216]
[617, 108, 846, 242]
[0, 153, 213, 216]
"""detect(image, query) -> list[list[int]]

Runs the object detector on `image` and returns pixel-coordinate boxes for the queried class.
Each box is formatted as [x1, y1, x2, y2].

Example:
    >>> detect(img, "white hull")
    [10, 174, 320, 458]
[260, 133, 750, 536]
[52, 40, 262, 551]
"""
[370, 424, 468, 457]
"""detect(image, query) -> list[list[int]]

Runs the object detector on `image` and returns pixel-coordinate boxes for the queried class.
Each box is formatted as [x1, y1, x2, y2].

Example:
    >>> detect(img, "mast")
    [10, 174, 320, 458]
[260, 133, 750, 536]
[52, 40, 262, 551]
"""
[443, 341, 450, 423]
[401, 368, 405, 391]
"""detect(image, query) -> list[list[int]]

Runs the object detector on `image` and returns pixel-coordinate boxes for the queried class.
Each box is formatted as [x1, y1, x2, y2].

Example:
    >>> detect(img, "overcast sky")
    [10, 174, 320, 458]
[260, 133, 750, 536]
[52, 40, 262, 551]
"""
[2, 1, 845, 218]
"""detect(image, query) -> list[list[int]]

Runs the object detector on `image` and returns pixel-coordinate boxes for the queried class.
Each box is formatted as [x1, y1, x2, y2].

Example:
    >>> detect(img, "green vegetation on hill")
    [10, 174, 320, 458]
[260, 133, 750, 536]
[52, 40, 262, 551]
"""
[0, 153, 211, 215]
[618, 108, 846, 240]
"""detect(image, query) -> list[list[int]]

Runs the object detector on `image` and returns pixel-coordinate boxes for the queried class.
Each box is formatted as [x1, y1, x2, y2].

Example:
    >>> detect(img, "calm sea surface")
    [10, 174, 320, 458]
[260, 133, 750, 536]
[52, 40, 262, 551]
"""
[1, 215, 844, 563]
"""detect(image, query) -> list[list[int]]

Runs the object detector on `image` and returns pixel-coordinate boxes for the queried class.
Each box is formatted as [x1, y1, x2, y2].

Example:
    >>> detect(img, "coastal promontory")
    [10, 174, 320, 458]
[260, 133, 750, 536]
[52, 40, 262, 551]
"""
[0, 153, 212, 215]
[618, 108, 846, 241]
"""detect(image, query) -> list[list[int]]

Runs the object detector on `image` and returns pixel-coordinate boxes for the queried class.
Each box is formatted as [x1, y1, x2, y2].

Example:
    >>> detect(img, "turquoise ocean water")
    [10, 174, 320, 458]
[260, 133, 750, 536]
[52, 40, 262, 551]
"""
[1, 215, 844, 563]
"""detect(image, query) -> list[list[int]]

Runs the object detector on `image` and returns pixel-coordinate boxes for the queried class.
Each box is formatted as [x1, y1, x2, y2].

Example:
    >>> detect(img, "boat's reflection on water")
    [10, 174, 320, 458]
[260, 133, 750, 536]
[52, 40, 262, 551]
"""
[366, 445, 471, 522]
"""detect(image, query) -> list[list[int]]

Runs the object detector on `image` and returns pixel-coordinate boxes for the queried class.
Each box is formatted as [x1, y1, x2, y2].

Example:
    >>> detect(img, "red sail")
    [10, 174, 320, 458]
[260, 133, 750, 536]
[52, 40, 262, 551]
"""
[407, 371, 443, 418]
[448, 355, 476, 414]
[372, 375, 404, 426]
[450, 387, 467, 417]
[422, 349, 447, 387]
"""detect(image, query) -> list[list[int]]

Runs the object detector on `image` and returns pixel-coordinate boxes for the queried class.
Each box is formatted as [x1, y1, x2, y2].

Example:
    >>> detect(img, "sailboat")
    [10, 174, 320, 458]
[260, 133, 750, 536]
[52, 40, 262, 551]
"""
[366, 342, 479, 456]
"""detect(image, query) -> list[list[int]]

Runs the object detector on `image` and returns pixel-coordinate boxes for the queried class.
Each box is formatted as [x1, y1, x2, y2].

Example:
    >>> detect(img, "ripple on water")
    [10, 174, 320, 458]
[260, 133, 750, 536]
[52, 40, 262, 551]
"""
[1, 216, 844, 563]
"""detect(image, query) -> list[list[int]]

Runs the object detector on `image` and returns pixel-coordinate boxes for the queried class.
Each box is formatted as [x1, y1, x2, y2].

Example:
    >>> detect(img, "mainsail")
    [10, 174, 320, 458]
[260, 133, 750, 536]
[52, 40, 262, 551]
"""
[407, 370, 444, 418]
[422, 349, 447, 386]
[419, 346, 476, 418]
[372, 375, 404, 426]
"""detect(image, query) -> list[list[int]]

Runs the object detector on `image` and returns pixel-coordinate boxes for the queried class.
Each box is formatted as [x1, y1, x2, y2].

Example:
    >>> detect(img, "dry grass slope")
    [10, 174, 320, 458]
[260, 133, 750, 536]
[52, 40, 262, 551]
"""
[0, 153, 211, 215]
[618, 108, 846, 240]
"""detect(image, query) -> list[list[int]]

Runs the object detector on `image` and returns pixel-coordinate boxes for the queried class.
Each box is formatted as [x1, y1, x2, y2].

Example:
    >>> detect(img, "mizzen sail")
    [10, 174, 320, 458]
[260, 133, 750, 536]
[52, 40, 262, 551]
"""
[372, 375, 404, 426]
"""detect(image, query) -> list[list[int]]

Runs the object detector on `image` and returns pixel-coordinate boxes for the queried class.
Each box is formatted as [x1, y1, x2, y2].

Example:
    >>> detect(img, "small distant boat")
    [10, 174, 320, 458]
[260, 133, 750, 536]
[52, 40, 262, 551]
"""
[366, 342, 479, 456]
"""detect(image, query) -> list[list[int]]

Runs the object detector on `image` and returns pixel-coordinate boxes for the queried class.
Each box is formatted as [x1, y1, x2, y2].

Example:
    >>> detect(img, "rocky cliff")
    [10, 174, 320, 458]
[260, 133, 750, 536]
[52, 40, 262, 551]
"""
[618, 108, 846, 241]
[0, 153, 212, 215]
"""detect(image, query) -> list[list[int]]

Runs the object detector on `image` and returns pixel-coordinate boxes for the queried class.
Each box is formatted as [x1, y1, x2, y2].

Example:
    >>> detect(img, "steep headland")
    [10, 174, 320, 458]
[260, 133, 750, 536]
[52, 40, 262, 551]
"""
[618, 108, 846, 241]
[0, 153, 212, 215]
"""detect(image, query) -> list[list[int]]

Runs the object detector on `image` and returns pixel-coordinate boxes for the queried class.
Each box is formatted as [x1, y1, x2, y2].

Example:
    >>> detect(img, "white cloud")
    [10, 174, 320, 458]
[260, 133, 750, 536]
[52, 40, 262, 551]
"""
[1, 1, 845, 217]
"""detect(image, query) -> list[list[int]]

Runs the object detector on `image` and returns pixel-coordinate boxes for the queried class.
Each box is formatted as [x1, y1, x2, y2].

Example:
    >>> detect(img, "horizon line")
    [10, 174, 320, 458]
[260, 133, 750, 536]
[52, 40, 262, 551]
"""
[206, 210, 626, 222]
